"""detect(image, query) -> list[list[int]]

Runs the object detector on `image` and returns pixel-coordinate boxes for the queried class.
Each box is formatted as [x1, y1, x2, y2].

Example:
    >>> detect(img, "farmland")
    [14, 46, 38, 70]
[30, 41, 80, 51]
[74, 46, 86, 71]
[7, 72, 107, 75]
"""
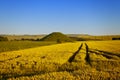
[0, 41, 56, 53]
[0, 40, 120, 80]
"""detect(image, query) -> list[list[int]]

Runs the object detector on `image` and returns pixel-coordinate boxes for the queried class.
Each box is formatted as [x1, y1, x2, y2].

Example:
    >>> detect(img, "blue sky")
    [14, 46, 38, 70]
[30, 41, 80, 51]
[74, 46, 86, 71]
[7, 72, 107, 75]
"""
[0, 0, 120, 35]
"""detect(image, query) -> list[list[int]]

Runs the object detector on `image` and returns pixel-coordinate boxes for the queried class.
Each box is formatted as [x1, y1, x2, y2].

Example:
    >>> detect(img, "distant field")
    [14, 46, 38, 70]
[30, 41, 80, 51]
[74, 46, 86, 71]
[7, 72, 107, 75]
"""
[0, 40, 120, 80]
[1, 34, 120, 41]
[2, 35, 45, 41]
[0, 41, 56, 53]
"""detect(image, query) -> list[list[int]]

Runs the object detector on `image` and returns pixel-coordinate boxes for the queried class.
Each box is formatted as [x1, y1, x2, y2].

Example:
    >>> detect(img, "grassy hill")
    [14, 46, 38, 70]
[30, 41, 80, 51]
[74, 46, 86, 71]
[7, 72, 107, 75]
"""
[40, 32, 73, 42]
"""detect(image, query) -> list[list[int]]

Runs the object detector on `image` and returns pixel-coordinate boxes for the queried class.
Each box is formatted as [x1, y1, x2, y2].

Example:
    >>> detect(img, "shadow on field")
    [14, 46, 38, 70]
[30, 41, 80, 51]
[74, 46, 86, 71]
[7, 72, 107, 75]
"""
[0, 62, 61, 80]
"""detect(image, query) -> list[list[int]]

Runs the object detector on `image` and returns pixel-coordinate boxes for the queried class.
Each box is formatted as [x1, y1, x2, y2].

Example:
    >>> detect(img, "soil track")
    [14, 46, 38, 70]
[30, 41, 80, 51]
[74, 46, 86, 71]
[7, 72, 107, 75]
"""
[68, 43, 83, 63]
[67, 43, 120, 65]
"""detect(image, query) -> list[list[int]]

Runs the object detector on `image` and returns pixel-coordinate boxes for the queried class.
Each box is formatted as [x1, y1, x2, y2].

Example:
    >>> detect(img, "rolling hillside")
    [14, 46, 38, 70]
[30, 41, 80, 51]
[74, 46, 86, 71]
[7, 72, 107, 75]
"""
[40, 32, 73, 42]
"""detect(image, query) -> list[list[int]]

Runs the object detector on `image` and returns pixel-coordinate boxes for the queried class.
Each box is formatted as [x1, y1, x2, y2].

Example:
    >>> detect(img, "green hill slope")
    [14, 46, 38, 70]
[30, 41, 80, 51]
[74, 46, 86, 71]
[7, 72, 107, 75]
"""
[41, 32, 73, 42]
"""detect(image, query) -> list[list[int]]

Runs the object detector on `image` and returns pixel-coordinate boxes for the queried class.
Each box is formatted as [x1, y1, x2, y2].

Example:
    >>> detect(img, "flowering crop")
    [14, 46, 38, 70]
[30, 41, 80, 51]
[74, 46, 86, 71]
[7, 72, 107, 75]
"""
[0, 41, 120, 80]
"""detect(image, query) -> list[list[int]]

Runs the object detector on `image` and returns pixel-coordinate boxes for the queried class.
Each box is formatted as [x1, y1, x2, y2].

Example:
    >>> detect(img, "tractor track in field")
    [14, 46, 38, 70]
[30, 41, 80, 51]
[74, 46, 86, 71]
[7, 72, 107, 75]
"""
[88, 49, 120, 60]
[93, 49, 120, 57]
[68, 43, 120, 65]
[84, 43, 92, 66]
[67, 43, 92, 66]
[68, 43, 83, 63]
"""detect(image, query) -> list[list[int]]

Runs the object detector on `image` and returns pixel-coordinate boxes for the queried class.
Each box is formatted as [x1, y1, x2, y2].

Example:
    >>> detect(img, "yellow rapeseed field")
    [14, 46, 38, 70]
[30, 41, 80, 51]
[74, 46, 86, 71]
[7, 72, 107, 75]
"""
[0, 41, 120, 80]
